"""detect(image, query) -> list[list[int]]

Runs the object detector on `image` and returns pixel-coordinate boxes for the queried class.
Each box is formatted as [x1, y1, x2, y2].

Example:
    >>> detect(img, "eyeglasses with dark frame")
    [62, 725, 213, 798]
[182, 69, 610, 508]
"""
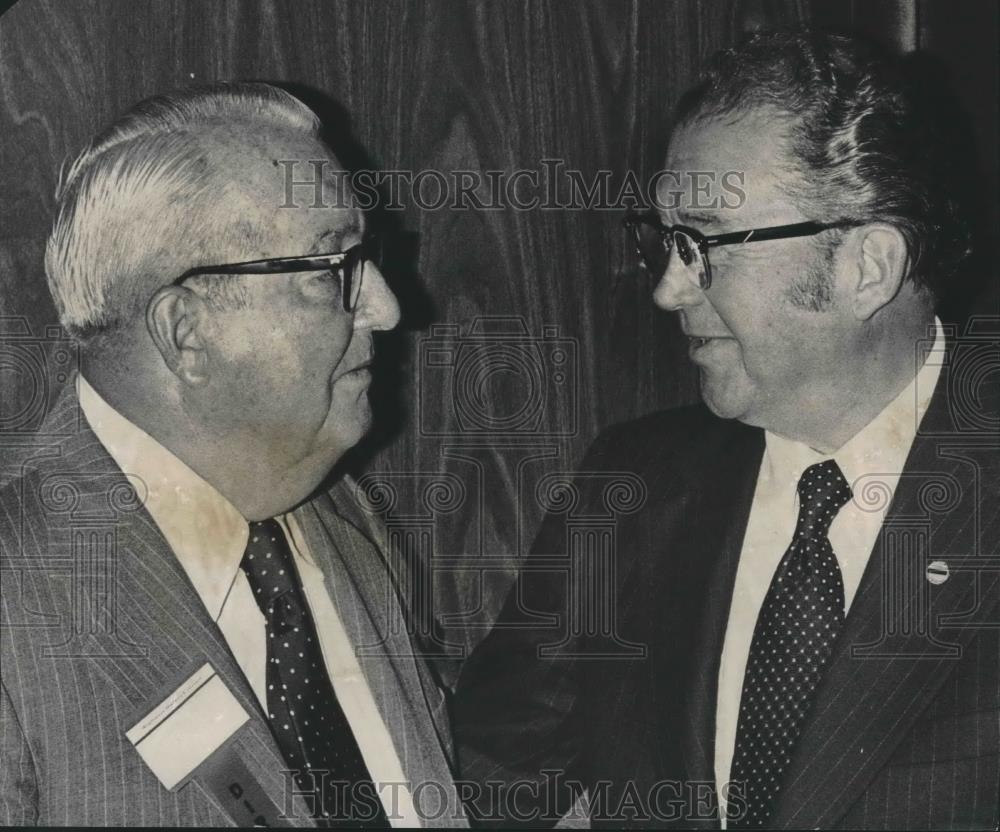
[622, 210, 864, 290]
[172, 234, 382, 312]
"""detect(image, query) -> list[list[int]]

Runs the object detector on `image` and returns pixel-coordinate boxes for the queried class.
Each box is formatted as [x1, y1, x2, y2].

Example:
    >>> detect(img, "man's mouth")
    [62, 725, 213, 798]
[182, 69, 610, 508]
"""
[333, 359, 373, 383]
[688, 335, 721, 347]
[686, 335, 730, 355]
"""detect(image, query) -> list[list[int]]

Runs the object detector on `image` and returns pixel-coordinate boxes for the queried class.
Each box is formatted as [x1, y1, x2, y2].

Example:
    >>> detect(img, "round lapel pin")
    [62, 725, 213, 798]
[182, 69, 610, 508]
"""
[926, 560, 949, 585]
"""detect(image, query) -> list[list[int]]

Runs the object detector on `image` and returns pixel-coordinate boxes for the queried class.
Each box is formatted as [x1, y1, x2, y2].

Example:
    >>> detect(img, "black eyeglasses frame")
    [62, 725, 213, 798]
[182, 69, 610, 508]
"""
[622, 210, 864, 289]
[172, 234, 381, 312]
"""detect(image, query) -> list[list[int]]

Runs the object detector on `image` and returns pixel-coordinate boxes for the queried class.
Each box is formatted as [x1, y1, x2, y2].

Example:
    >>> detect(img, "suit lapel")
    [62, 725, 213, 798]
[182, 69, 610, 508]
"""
[293, 483, 463, 817]
[116, 515, 319, 824]
[677, 423, 764, 822]
[772, 367, 1000, 828]
[32, 384, 317, 825]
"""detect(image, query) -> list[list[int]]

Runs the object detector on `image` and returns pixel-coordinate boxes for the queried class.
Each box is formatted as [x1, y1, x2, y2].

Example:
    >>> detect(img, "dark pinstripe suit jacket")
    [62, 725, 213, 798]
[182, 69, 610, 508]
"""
[454, 348, 999, 829]
[0, 384, 467, 826]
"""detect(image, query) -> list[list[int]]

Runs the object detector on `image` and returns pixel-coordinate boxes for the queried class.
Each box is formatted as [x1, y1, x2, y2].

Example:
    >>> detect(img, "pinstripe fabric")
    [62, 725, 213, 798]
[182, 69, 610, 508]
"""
[0, 384, 466, 827]
[454, 343, 999, 829]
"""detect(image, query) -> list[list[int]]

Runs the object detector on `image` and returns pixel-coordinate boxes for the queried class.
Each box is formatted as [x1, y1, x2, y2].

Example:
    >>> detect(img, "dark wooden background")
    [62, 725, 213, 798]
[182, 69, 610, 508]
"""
[2, 0, 996, 675]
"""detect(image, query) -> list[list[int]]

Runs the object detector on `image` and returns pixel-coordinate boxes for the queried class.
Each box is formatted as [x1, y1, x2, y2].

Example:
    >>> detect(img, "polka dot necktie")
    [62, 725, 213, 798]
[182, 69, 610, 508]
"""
[240, 519, 389, 828]
[730, 460, 853, 828]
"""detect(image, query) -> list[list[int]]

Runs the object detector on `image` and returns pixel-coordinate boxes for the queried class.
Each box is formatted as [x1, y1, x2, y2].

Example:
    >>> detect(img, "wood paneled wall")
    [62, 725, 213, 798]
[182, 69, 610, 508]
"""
[1, 0, 994, 670]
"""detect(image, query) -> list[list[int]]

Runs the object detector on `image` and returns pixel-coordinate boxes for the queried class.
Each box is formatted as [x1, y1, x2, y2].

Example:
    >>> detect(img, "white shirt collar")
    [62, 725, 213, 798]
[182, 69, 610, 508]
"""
[764, 317, 945, 492]
[77, 375, 249, 620]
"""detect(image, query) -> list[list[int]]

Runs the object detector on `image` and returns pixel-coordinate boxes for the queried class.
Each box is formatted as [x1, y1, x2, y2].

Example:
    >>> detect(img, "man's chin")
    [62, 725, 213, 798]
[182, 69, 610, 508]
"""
[699, 375, 753, 422]
[326, 405, 373, 455]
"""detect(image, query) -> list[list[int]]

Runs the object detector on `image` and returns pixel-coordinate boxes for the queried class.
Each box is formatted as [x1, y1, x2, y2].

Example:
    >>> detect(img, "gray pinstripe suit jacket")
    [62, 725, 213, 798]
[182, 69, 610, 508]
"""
[0, 383, 467, 827]
[455, 336, 999, 829]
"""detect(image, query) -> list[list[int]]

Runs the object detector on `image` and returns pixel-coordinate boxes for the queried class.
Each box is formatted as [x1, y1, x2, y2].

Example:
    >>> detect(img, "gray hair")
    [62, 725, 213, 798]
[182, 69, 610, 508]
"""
[44, 82, 320, 339]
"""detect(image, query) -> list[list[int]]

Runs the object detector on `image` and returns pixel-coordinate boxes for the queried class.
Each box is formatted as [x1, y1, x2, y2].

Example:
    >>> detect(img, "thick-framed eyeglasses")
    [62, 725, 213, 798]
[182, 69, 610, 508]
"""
[172, 234, 382, 312]
[622, 210, 863, 290]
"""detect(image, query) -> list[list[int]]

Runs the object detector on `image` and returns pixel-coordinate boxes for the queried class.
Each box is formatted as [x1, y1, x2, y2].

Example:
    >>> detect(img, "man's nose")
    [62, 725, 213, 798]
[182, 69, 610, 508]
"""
[354, 262, 401, 331]
[652, 247, 705, 312]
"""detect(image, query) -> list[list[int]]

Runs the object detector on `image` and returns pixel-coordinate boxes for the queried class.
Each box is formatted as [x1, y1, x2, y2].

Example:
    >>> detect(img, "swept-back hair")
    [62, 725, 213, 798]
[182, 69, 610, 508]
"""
[676, 29, 972, 305]
[45, 82, 320, 339]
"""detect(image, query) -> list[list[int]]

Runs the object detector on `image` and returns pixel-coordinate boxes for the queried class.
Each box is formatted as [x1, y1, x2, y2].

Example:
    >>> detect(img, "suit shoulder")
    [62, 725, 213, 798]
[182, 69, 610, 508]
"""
[0, 438, 121, 570]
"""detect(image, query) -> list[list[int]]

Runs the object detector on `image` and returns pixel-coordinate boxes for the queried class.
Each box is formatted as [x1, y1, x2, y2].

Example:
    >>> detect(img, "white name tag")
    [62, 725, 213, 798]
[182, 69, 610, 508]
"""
[126, 663, 250, 790]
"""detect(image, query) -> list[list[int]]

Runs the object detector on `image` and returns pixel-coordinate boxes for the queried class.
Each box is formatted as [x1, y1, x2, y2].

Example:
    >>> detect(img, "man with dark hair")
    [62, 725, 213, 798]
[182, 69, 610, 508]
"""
[0, 83, 466, 827]
[454, 30, 997, 830]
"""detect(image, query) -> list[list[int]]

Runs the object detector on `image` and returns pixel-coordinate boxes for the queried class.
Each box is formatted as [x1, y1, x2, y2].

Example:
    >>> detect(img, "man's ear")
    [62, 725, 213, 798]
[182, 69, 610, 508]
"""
[850, 223, 910, 320]
[146, 287, 211, 386]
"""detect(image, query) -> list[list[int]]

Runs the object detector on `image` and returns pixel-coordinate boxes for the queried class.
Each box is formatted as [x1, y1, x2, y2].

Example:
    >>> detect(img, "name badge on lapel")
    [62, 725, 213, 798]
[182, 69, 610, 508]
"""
[126, 662, 250, 789]
[126, 662, 295, 827]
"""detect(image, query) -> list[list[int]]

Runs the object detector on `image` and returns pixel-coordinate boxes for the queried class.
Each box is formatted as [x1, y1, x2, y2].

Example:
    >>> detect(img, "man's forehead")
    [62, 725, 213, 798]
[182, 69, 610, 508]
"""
[199, 126, 365, 255]
[666, 108, 790, 165]
[660, 108, 803, 226]
[204, 124, 345, 191]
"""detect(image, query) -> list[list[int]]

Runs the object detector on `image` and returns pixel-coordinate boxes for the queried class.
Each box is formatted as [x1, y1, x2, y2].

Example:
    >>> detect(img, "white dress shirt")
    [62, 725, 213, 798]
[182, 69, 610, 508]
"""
[77, 375, 421, 827]
[714, 319, 945, 825]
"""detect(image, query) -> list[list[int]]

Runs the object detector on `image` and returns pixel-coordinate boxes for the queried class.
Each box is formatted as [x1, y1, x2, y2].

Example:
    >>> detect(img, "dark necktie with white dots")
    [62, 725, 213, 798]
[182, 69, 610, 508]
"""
[729, 459, 853, 828]
[240, 519, 389, 828]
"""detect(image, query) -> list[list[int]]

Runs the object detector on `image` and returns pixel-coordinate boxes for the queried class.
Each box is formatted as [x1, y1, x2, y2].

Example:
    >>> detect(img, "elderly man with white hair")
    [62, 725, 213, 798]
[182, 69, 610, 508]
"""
[0, 82, 465, 828]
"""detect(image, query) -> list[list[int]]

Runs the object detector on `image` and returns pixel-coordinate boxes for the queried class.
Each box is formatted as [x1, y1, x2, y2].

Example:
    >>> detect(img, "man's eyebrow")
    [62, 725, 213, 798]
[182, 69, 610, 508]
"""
[677, 209, 722, 228]
[310, 217, 363, 252]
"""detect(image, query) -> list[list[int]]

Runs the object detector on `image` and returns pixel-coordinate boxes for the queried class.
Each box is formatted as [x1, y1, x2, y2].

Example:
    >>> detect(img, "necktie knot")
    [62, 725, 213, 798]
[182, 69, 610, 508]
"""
[794, 459, 852, 541]
[241, 519, 300, 627]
